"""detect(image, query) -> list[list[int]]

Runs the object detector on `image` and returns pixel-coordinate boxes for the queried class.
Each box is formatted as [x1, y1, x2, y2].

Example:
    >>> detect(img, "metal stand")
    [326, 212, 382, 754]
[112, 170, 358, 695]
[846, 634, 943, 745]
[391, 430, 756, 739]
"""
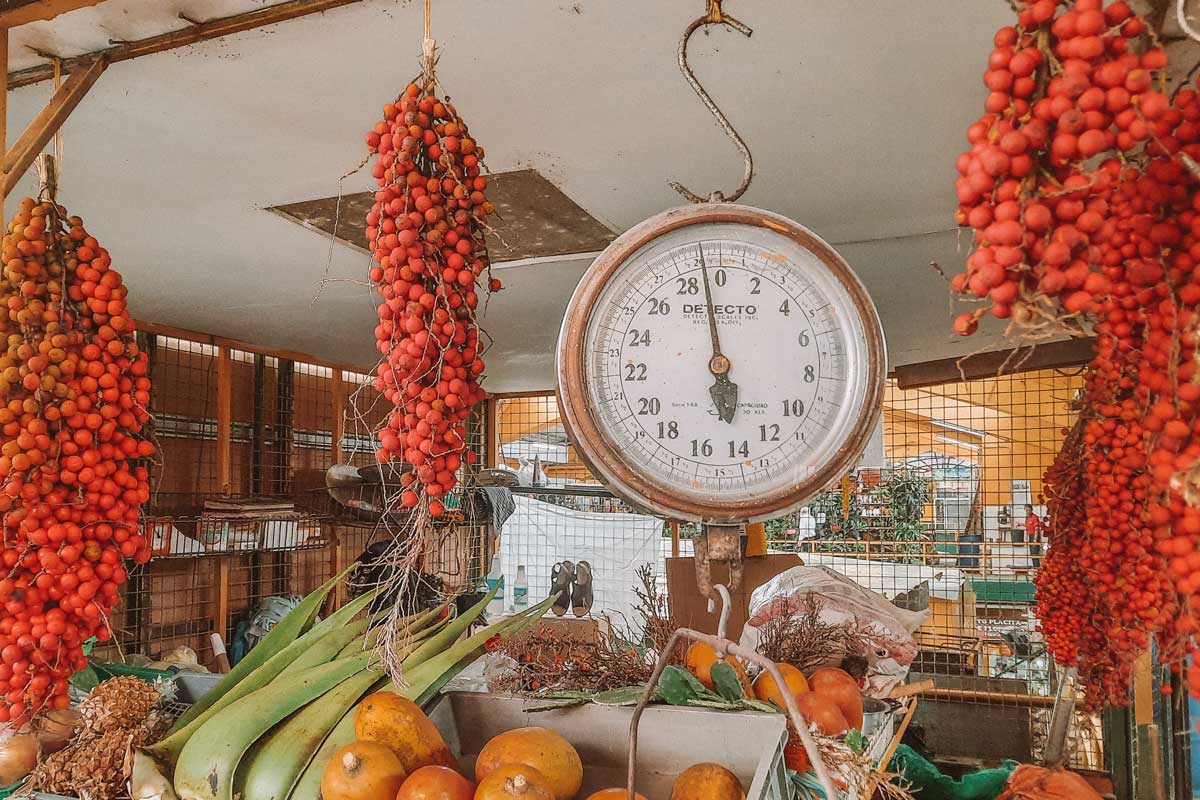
[624, 584, 839, 800]
[693, 523, 746, 598]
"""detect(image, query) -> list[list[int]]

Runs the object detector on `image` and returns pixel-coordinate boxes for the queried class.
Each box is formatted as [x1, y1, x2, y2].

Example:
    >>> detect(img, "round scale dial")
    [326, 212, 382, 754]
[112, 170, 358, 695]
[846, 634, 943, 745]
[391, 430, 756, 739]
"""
[557, 204, 886, 524]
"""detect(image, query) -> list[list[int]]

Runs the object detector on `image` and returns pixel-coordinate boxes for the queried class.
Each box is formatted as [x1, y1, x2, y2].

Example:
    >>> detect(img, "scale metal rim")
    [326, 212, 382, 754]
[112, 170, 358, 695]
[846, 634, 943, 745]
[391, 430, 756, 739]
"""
[556, 202, 887, 524]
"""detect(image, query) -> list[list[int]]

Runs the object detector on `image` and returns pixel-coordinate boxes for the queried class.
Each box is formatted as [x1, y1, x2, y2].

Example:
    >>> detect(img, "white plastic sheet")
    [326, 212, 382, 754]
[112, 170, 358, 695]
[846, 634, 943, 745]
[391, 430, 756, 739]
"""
[499, 495, 665, 627]
[740, 565, 926, 696]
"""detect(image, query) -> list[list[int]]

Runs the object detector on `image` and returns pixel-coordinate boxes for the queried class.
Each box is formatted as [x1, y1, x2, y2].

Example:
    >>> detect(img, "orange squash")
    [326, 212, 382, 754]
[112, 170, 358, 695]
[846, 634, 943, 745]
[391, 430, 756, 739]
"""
[475, 728, 583, 800]
[585, 790, 649, 800]
[685, 643, 753, 697]
[751, 663, 809, 709]
[356, 691, 455, 773]
[807, 668, 864, 730]
[321, 740, 407, 800]
[670, 763, 745, 800]
[398, 765, 475, 800]
[474, 764, 556, 800]
[795, 692, 849, 736]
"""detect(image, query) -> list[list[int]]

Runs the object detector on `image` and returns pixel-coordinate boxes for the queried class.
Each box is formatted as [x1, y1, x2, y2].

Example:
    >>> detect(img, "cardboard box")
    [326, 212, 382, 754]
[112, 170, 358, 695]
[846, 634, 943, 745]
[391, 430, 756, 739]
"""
[666, 554, 803, 642]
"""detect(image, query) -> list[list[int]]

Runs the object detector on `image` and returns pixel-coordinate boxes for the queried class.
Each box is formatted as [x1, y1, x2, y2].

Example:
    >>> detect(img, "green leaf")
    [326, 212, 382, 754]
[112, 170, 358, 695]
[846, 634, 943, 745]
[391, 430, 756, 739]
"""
[658, 666, 702, 706]
[845, 728, 866, 754]
[593, 686, 647, 706]
[710, 661, 745, 701]
[69, 665, 99, 693]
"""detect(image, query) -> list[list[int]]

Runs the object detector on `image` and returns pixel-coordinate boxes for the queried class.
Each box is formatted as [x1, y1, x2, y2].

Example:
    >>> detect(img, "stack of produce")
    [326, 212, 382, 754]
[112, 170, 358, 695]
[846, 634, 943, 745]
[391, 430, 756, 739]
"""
[322, 707, 745, 800]
[139, 571, 555, 800]
[24, 675, 169, 798]
[363, 78, 498, 518]
[950, 0, 1200, 706]
[0, 181, 154, 725]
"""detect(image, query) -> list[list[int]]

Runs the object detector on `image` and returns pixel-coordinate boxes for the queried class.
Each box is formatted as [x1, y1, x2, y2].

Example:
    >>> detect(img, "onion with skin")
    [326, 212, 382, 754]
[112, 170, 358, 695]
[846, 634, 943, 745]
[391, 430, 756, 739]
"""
[31, 708, 79, 754]
[0, 725, 38, 786]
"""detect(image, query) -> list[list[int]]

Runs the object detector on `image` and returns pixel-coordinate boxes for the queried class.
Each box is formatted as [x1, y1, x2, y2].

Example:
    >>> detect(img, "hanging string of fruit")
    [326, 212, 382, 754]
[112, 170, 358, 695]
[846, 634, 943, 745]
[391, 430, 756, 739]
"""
[363, 6, 495, 520]
[950, 0, 1200, 706]
[0, 156, 154, 725]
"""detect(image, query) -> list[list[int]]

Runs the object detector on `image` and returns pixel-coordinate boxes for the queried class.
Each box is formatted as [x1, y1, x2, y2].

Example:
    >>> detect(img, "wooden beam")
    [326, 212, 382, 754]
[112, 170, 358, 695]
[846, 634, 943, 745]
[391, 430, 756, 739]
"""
[2, 56, 105, 198]
[484, 398, 498, 468]
[892, 336, 1095, 390]
[216, 346, 232, 495]
[0, 0, 104, 28]
[8, 0, 365, 89]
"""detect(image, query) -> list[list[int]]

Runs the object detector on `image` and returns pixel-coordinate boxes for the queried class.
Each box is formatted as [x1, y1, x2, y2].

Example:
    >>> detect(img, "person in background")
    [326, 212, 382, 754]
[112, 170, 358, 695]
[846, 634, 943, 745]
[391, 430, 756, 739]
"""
[796, 506, 817, 553]
[1024, 503, 1044, 569]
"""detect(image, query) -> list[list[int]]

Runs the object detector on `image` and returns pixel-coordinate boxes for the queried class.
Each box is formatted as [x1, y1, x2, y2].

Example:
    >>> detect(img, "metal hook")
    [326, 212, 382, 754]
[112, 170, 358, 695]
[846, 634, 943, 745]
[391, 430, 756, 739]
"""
[669, 2, 754, 204]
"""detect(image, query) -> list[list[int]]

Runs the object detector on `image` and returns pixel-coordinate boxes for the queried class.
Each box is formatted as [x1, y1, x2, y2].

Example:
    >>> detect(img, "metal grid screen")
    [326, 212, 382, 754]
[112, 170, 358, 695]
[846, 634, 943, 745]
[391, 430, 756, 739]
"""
[491, 368, 1101, 770]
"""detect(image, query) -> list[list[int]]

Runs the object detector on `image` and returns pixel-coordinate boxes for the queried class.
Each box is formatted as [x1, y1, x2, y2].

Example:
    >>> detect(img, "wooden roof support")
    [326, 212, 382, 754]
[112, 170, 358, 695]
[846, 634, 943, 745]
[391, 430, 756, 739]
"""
[0, 0, 105, 29]
[892, 336, 1095, 390]
[2, 56, 106, 198]
[8, 0, 365, 89]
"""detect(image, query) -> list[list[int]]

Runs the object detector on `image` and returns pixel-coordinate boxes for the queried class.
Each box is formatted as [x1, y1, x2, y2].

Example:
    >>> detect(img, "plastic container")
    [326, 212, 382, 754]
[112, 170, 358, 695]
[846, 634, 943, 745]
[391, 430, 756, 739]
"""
[513, 565, 529, 610]
[173, 671, 223, 704]
[426, 692, 790, 800]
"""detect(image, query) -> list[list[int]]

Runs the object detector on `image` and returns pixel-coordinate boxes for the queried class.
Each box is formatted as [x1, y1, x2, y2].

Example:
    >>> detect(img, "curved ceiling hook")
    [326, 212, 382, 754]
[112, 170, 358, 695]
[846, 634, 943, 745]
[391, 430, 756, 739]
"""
[669, 2, 754, 204]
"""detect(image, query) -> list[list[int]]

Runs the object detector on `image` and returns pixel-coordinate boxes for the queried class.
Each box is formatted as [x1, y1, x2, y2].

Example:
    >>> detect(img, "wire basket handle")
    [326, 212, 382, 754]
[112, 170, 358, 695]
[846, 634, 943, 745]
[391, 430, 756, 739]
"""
[625, 585, 839, 800]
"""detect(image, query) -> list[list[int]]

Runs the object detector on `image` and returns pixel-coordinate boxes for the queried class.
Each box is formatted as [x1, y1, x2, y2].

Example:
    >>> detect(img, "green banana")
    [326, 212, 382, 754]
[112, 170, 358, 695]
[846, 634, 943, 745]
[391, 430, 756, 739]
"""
[172, 652, 375, 800]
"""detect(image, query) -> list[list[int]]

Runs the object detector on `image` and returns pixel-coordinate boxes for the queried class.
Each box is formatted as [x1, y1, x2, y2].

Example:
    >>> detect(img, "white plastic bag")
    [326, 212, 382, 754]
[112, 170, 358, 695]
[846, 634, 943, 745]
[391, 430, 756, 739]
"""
[740, 565, 927, 696]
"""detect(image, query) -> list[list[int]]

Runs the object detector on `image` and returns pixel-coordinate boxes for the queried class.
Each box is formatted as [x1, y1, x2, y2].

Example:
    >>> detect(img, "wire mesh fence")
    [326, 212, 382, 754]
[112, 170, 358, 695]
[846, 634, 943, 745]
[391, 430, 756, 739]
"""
[490, 366, 1103, 770]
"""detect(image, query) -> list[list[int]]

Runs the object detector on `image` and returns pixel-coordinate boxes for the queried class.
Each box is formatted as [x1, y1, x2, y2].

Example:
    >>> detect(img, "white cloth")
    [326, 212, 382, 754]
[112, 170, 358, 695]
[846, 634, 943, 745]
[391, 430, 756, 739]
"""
[796, 513, 817, 542]
[499, 495, 664, 628]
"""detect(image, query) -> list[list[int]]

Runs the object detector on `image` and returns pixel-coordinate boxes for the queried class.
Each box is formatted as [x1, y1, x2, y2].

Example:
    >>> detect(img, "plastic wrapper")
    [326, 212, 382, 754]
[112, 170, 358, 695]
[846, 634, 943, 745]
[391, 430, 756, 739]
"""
[997, 764, 1104, 800]
[739, 565, 926, 696]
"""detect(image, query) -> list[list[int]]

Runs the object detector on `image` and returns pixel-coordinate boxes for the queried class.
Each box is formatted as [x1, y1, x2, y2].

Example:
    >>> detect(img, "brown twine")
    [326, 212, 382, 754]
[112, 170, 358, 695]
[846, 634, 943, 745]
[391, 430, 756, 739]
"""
[51, 59, 63, 174]
[420, 0, 436, 91]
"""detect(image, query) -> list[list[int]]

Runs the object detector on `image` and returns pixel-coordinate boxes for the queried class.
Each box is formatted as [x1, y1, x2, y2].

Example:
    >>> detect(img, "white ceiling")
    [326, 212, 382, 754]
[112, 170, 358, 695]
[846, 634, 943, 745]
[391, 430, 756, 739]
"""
[5, 0, 1063, 391]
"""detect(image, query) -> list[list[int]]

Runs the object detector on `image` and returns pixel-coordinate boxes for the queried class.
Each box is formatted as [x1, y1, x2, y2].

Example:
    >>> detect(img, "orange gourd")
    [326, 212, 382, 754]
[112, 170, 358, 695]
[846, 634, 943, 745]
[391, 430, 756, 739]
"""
[321, 740, 407, 800]
[585, 790, 649, 800]
[398, 765, 475, 800]
[685, 643, 753, 697]
[356, 691, 455, 773]
[751, 663, 809, 709]
[475, 728, 582, 800]
[473, 764, 556, 800]
[670, 763, 746, 800]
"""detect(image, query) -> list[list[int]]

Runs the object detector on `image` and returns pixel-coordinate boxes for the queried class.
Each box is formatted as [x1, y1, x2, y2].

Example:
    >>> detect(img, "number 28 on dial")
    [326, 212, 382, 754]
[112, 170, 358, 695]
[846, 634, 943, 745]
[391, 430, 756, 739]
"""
[557, 204, 885, 524]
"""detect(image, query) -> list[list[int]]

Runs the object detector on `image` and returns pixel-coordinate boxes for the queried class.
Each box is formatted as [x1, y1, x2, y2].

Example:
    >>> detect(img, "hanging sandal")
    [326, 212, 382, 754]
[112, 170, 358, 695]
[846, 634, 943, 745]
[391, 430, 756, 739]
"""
[549, 561, 574, 616]
[572, 560, 594, 617]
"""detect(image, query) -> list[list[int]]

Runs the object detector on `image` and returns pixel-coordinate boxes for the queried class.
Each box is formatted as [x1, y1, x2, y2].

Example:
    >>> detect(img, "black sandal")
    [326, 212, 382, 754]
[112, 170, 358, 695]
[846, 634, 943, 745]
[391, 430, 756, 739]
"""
[550, 560, 574, 616]
[572, 560, 593, 617]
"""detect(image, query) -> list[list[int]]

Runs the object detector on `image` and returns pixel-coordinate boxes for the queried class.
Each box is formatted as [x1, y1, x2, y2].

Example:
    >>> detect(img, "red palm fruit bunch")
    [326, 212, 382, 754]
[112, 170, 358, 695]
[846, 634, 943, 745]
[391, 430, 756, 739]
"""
[950, 0, 1167, 335]
[364, 81, 497, 517]
[0, 195, 153, 725]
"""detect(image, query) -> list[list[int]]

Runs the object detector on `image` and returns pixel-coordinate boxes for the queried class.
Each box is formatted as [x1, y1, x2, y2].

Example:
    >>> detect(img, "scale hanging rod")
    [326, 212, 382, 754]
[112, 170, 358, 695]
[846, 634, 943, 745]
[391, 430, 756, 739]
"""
[669, 0, 754, 204]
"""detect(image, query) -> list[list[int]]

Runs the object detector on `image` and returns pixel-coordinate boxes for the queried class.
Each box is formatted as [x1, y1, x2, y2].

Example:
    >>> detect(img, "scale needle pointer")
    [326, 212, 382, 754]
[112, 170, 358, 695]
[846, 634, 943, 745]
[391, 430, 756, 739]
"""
[699, 244, 738, 423]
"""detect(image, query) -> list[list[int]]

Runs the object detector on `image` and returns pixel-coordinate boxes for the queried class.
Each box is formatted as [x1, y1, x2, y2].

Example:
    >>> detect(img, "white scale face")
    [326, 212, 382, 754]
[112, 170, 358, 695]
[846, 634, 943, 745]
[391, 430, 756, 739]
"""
[577, 219, 877, 516]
